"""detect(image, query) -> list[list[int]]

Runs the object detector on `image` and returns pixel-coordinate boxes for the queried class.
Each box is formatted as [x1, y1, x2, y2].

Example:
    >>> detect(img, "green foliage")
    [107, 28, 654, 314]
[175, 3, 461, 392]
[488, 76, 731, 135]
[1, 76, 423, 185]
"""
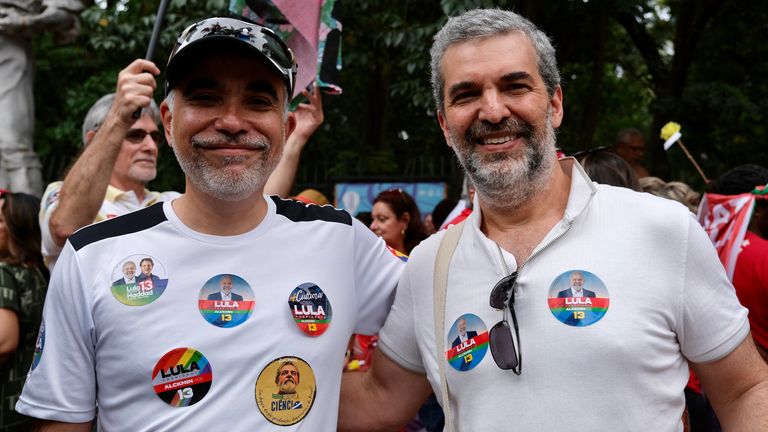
[31, 0, 768, 199]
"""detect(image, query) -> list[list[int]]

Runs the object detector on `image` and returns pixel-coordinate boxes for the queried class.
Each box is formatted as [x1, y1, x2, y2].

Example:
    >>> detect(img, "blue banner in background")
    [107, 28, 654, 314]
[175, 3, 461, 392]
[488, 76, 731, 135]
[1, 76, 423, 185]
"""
[334, 182, 446, 218]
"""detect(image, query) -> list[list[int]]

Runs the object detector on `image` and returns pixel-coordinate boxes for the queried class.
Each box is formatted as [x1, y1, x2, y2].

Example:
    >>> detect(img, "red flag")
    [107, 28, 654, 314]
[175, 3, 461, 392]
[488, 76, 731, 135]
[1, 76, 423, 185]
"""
[697, 193, 755, 281]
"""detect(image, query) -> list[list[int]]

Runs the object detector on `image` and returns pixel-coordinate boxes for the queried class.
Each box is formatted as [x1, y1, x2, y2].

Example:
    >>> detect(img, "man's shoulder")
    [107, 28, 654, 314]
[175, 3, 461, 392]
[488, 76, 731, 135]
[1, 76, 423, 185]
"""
[270, 196, 352, 226]
[593, 184, 693, 226]
[69, 202, 167, 252]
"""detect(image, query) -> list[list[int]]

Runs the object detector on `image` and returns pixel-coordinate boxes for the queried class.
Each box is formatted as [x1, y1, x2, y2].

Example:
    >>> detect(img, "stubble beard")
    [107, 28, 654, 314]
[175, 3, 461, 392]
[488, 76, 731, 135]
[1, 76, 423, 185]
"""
[128, 165, 157, 185]
[170, 125, 281, 202]
[449, 112, 557, 209]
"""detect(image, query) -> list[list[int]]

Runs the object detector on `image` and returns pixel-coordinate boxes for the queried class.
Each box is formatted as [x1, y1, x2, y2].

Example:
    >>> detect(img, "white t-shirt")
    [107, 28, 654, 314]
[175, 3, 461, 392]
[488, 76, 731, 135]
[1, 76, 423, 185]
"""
[39, 181, 181, 269]
[378, 160, 749, 431]
[19, 197, 403, 431]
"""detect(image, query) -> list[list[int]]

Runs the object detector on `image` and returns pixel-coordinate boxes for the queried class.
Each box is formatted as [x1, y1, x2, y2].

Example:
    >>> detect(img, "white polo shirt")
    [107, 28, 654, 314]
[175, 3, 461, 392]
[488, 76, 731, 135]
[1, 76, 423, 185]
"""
[379, 159, 749, 431]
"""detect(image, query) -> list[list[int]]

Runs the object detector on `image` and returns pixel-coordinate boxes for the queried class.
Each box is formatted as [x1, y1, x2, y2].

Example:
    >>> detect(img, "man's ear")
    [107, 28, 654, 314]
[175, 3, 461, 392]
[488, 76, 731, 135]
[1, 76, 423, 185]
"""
[437, 110, 452, 147]
[284, 111, 297, 141]
[160, 99, 173, 146]
[85, 130, 97, 146]
[549, 85, 564, 129]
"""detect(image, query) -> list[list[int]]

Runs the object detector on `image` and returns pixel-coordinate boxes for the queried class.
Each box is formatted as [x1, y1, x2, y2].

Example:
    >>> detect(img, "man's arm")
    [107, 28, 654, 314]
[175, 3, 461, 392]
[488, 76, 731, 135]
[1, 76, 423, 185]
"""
[691, 335, 768, 431]
[48, 59, 159, 247]
[264, 84, 324, 197]
[30, 420, 93, 432]
[338, 349, 433, 432]
[0, 308, 19, 364]
[757, 343, 768, 363]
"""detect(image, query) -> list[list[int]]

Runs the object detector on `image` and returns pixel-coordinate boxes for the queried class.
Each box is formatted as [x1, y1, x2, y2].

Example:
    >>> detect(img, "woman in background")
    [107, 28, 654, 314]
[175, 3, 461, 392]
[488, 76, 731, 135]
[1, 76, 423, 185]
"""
[370, 188, 427, 254]
[0, 192, 48, 431]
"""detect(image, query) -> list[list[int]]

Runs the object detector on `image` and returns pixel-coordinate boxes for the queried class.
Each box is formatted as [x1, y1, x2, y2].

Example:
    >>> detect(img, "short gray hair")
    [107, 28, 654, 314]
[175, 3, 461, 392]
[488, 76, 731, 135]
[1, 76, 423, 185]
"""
[81, 93, 161, 145]
[429, 8, 560, 114]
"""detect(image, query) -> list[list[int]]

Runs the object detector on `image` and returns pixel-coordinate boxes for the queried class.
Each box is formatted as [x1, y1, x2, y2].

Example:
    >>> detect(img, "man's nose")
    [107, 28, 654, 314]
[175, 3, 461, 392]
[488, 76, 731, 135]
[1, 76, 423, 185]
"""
[478, 90, 511, 124]
[215, 103, 249, 135]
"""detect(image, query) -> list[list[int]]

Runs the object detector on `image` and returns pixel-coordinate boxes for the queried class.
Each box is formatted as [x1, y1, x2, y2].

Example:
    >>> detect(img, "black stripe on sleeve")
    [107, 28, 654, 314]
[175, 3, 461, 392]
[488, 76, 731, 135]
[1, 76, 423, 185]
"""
[271, 196, 352, 226]
[69, 202, 168, 251]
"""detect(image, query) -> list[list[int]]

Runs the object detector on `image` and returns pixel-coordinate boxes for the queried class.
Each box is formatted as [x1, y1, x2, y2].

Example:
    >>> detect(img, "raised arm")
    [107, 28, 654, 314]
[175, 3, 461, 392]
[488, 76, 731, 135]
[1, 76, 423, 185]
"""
[692, 334, 768, 431]
[0, 308, 19, 364]
[47, 59, 159, 247]
[264, 84, 324, 197]
[338, 349, 433, 432]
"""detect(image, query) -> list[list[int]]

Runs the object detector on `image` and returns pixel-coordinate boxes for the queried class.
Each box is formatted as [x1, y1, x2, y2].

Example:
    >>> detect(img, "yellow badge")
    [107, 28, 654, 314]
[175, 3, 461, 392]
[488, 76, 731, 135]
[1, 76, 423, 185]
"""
[255, 356, 316, 426]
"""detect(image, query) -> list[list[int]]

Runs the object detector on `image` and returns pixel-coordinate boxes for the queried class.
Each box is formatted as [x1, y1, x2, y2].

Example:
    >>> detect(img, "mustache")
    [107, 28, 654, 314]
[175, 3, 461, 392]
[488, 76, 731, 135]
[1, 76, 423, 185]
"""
[465, 117, 533, 143]
[190, 133, 269, 149]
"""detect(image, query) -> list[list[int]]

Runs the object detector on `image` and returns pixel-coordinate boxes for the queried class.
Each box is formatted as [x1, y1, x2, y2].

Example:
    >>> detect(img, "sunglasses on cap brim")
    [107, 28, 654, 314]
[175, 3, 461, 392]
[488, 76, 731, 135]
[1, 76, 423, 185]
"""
[167, 17, 297, 96]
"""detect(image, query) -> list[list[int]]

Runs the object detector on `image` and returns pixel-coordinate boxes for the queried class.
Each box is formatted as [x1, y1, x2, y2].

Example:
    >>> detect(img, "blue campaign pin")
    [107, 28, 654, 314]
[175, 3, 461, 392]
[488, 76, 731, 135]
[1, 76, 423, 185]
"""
[288, 283, 332, 337]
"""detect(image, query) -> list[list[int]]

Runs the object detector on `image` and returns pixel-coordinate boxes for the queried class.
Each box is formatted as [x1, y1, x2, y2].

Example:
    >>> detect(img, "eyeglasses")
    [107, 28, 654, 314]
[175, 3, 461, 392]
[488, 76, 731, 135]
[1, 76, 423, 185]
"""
[167, 17, 297, 96]
[125, 129, 163, 145]
[489, 271, 522, 374]
[381, 188, 409, 205]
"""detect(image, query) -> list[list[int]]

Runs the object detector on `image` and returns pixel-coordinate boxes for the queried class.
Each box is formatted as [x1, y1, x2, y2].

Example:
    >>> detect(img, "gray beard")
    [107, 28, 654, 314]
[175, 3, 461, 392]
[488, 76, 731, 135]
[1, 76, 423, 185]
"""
[171, 128, 280, 202]
[449, 114, 557, 209]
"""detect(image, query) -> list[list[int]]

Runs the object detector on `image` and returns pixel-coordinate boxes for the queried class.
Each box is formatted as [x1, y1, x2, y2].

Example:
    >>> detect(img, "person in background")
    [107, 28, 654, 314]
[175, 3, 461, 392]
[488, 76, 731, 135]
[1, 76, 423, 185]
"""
[578, 148, 641, 191]
[426, 198, 458, 235]
[370, 189, 427, 255]
[706, 164, 768, 361]
[441, 177, 474, 229]
[613, 128, 650, 178]
[293, 188, 329, 206]
[640, 176, 701, 214]
[0, 192, 48, 431]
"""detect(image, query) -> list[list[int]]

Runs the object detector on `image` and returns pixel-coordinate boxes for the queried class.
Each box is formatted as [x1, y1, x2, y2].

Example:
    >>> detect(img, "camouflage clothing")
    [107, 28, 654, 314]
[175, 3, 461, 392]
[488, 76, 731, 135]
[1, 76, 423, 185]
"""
[0, 263, 45, 431]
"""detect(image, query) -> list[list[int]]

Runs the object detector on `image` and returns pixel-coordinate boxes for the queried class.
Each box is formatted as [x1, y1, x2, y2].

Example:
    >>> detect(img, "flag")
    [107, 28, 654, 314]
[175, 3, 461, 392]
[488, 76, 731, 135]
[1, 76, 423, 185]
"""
[697, 193, 756, 281]
[229, 0, 342, 99]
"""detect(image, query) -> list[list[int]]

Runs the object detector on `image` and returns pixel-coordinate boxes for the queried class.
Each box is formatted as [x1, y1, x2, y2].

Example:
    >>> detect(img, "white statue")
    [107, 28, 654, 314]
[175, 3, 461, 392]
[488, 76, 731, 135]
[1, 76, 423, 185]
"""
[0, 0, 91, 195]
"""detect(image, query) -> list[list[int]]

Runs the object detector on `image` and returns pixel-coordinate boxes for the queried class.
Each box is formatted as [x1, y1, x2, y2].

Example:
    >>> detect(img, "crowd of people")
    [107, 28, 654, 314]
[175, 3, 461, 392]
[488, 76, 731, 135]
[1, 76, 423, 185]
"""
[0, 7, 766, 432]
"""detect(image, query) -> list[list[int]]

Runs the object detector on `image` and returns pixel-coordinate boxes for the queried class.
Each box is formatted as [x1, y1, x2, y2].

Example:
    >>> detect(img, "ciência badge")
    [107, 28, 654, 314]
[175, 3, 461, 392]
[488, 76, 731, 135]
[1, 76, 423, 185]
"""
[255, 356, 316, 426]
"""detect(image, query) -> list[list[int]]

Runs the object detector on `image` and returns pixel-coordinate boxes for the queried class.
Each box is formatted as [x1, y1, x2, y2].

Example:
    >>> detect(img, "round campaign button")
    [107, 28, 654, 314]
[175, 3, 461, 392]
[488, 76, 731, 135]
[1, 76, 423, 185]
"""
[151, 348, 212, 407]
[288, 283, 332, 337]
[198, 274, 255, 328]
[547, 270, 610, 327]
[445, 314, 489, 372]
[255, 356, 316, 426]
[110, 255, 169, 306]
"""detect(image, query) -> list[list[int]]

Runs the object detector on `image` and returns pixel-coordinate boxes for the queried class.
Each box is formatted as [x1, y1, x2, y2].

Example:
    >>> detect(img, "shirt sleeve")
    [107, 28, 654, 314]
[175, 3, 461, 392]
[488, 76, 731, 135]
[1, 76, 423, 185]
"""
[39, 182, 64, 266]
[15, 243, 97, 423]
[377, 253, 426, 374]
[352, 219, 404, 335]
[679, 215, 750, 363]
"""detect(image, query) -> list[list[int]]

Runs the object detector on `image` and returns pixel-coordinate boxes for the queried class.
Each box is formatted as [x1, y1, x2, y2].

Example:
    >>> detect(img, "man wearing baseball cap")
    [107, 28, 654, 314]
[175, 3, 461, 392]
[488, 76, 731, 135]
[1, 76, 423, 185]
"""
[17, 17, 402, 430]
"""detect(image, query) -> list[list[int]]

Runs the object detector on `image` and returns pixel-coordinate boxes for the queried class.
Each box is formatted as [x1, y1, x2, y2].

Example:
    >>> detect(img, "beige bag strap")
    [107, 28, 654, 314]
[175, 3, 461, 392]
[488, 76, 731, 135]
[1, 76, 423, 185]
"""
[434, 221, 466, 432]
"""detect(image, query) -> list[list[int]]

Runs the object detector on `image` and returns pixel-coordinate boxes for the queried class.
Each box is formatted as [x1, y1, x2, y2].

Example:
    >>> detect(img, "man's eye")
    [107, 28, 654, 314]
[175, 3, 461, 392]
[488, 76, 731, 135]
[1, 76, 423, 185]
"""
[452, 92, 476, 103]
[247, 97, 275, 108]
[187, 93, 217, 103]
